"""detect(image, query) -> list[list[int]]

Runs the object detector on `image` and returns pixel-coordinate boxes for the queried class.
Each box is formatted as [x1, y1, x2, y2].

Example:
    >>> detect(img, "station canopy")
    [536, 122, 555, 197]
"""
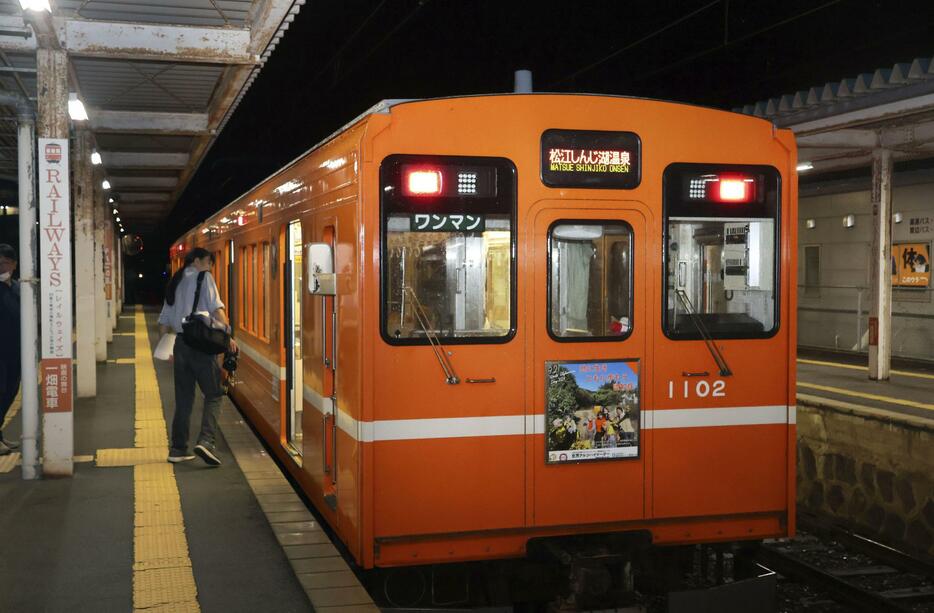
[0, 0, 305, 232]
[735, 56, 934, 176]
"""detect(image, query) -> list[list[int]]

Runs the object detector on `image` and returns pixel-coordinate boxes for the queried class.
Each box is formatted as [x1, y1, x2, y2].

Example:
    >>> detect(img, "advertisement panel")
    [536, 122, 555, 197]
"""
[891, 242, 930, 288]
[545, 359, 640, 463]
[38, 138, 72, 414]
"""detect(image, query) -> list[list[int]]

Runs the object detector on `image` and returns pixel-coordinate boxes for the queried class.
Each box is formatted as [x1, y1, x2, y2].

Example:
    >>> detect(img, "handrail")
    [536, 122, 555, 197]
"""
[404, 286, 460, 385]
[675, 290, 733, 377]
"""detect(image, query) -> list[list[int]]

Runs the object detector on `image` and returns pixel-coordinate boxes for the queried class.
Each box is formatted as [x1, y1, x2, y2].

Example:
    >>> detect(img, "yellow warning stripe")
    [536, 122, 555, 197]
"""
[797, 358, 934, 381]
[130, 308, 200, 613]
[797, 381, 934, 412]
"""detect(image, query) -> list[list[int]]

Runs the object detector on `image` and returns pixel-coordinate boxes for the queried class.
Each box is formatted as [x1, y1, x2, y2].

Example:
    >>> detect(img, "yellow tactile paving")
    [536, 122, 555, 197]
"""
[135, 508, 185, 528]
[96, 447, 167, 467]
[133, 567, 198, 609]
[133, 601, 201, 613]
[798, 357, 934, 380]
[126, 307, 200, 612]
[797, 381, 934, 412]
[1, 389, 19, 429]
[135, 429, 169, 448]
[0, 452, 19, 473]
[107, 357, 137, 364]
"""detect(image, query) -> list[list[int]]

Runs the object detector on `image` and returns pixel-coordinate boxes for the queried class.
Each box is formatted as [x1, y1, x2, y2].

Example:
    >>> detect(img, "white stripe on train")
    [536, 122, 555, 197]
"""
[235, 339, 796, 443]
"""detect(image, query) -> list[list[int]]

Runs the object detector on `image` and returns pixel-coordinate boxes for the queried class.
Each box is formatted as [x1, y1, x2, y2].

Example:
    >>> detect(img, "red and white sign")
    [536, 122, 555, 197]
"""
[39, 137, 72, 414]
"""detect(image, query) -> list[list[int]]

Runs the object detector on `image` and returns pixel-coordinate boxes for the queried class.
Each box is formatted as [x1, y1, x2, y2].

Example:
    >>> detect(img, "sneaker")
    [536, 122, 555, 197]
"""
[0, 438, 20, 451]
[194, 444, 221, 467]
[167, 454, 196, 463]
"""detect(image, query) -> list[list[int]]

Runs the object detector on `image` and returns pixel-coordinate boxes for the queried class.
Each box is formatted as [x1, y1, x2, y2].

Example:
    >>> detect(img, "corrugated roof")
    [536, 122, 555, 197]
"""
[734, 56, 934, 125]
[0, 0, 307, 232]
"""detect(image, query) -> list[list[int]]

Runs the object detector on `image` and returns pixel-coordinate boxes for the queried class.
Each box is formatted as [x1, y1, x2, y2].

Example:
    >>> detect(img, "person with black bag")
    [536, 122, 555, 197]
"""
[158, 247, 237, 466]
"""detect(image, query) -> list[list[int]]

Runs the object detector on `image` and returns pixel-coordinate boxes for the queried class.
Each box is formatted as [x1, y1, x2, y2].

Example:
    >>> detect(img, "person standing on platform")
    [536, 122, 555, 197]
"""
[0, 244, 21, 455]
[158, 247, 237, 466]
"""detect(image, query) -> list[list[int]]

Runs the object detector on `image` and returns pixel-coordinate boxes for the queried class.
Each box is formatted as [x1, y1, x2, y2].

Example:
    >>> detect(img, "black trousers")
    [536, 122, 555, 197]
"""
[0, 358, 21, 439]
[170, 336, 223, 455]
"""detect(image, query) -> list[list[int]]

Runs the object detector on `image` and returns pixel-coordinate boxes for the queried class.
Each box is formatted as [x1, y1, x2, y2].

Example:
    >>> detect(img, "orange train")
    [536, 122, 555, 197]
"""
[170, 94, 797, 572]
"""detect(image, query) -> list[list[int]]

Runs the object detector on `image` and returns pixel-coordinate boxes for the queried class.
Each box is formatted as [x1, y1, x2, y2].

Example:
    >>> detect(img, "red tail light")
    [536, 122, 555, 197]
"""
[689, 174, 756, 203]
[404, 168, 443, 196]
[718, 177, 753, 202]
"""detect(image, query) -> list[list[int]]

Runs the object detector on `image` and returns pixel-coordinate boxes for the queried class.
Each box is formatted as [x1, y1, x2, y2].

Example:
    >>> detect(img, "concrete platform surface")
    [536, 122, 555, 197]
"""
[797, 356, 934, 422]
[0, 309, 313, 612]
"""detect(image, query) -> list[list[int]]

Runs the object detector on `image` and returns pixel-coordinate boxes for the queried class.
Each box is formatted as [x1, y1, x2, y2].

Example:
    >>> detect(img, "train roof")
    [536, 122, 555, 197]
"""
[179, 93, 781, 247]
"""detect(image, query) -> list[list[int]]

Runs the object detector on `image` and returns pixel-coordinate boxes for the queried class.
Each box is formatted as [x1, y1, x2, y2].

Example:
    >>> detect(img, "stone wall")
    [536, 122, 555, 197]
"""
[796, 394, 934, 559]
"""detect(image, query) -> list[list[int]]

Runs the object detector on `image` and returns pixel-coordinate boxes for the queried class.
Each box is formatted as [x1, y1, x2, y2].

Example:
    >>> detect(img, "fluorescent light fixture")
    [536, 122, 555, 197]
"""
[113, 208, 118, 214]
[806, 218, 816, 229]
[108, 197, 114, 203]
[894, 212, 903, 224]
[19, 0, 51, 11]
[115, 216, 121, 222]
[120, 228, 125, 234]
[68, 93, 88, 121]
[102, 179, 111, 189]
[843, 214, 856, 228]
[90, 151, 102, 165]
[796, 161, 813, 172]
[138, 273, 143, 279]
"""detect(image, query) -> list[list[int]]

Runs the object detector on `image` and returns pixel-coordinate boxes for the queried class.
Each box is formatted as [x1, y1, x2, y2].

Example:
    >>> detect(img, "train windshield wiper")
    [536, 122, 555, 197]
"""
[675, 290, 733, 377]
[403, 286, 460, 385]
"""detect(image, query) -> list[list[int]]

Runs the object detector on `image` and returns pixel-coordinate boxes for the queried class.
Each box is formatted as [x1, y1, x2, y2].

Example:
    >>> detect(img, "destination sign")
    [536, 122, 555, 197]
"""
[541, 129, 641, 189]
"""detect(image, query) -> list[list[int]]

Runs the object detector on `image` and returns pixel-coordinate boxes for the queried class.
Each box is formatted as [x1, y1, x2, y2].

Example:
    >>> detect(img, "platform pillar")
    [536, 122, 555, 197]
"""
[94, 181, 107, 362]
[74, 129, 96, 397]
[37, 47, 73, 477]
[868, 148, 893, 381]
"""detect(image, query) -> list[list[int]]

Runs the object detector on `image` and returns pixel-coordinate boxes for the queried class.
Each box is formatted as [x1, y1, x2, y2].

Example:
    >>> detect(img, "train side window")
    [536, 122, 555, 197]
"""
[663, 163, 780, 339]
[548, 222, 633, 340]
[239, 246, 248, 329]
[262, 242, 270, 339]
[251, 244, 258, 333]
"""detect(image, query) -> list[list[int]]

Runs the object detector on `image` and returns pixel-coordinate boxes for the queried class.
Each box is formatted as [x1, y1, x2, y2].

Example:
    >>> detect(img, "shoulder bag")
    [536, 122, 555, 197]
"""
[182, 271, 230, 355]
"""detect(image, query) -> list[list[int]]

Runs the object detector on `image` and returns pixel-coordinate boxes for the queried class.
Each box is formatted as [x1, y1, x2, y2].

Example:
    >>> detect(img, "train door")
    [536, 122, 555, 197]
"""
[530, 203, 648, 527]
[285, 220, 304, 460]
[305, 223, 338, 510]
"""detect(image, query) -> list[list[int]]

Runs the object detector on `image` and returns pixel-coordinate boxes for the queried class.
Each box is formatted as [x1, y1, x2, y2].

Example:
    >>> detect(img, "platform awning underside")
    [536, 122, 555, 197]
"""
[0, 0, 304, 232]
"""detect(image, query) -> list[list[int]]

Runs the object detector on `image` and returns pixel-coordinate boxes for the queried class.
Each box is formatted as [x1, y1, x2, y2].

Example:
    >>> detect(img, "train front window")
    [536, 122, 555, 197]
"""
[381, 155, 517, 344]
[549, 222, 633, 340]
[663, 164, 780, 339]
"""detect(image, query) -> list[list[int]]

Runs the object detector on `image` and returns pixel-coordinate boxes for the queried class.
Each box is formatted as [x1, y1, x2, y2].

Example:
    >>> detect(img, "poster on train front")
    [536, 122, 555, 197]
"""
[545, 359, 640, 464]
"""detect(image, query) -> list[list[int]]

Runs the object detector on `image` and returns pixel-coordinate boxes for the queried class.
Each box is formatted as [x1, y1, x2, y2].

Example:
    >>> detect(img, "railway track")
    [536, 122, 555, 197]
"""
[757, 518, 934, 612]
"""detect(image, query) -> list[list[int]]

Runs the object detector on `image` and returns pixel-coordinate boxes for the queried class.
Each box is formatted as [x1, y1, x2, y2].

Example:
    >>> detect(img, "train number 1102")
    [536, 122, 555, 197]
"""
[668, 379, 726, 399]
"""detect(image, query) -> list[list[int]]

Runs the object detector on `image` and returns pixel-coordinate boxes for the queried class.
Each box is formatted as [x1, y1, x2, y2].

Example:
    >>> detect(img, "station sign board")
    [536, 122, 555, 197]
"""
[38, 138, 73, 413]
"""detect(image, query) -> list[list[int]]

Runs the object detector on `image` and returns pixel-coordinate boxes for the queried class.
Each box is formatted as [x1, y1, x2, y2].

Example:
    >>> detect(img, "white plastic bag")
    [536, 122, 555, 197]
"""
[154, 333, 176, 361]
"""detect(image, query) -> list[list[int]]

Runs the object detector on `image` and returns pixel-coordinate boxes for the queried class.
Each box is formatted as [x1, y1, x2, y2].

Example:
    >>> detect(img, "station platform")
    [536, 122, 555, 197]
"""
[0, 308, 376, 613]
[797, 352, 934, 423]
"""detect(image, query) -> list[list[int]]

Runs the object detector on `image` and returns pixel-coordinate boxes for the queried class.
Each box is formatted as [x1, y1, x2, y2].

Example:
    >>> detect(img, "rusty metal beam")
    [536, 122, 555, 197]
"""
[102, 151, 189, 169]
[89, 110, 209, 135]
[56, 18, 255, 65]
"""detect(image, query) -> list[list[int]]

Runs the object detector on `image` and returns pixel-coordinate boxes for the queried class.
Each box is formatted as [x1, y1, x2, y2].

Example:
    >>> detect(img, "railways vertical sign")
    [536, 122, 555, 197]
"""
[38, 138, 73, 416]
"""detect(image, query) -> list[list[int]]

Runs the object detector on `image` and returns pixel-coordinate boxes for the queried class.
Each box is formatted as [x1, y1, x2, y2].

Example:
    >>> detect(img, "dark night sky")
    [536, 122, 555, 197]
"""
[162, 0, 934, 243]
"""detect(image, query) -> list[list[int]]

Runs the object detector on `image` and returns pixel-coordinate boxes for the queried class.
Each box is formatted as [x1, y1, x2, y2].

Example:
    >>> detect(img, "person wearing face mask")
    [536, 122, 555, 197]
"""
[0, 243, 21, 455]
